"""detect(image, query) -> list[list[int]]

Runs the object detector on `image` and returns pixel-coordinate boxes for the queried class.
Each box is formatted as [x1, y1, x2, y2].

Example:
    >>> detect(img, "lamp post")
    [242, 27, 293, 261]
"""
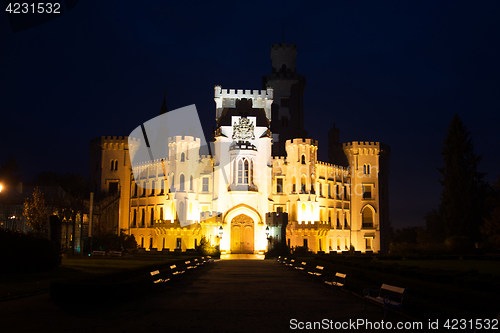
[265, 226, 271, 251]
[216, 226, 223, 252]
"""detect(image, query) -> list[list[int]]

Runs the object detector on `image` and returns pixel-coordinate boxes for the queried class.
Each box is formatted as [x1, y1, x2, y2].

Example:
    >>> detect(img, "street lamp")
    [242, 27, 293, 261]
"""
[217, 226, 223, 238]
[265, 226, 270, 238]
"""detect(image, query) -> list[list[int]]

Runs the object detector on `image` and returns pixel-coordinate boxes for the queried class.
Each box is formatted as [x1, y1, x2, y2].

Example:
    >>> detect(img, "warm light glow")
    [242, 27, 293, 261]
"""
[0, 184, 2, 193]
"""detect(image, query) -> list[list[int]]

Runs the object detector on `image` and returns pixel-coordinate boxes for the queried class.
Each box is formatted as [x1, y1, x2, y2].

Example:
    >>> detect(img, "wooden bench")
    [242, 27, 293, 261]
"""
[91, 251, 106, 256]
[363, 284, 407, 319]
[169, 264, 186, 277]
[323, 272, 347, 293]
[108, 250, 122, 257]
[185, 260, 197, 270]
[294, 262, 307, 273]
[150, 270, 170, 289]
[307, 266, 324, 282]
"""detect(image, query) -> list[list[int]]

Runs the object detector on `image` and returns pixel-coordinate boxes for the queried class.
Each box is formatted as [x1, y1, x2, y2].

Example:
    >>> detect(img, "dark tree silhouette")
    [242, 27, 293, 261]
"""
[436, 114, 488, 245]
[480, 175, 500, 249]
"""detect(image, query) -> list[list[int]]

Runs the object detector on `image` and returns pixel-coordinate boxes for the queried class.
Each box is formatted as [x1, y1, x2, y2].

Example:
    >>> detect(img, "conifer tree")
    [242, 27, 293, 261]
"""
[437, 114, 487, 243]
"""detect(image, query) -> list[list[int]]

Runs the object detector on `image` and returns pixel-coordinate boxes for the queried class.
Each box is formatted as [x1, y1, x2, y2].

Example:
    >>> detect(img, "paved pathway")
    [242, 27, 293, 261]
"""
[0, 260, 420, 332]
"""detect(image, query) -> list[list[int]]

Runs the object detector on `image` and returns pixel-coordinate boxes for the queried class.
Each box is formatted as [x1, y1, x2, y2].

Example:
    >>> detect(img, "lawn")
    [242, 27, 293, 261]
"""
[0, 257, 171, 300]
[376, 259, 500, 277]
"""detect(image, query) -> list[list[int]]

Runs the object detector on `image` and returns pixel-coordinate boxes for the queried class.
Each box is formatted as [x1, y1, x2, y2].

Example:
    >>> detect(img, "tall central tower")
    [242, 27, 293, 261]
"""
[263, 43, 307, 156]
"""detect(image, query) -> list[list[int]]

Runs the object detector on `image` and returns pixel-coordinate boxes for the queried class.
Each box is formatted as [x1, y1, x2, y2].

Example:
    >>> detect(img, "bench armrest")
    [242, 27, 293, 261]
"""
[363, 288, 380, 297]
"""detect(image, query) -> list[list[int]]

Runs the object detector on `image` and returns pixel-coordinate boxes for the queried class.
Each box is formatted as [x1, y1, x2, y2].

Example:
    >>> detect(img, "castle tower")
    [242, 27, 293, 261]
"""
[89, 136, 132, 233]
[343, 141, 390, 253]
[263, 43, 307, 156]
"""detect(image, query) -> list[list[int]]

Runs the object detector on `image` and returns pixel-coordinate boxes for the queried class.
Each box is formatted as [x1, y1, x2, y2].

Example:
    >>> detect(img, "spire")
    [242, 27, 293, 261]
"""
[160, 89, 168, 115]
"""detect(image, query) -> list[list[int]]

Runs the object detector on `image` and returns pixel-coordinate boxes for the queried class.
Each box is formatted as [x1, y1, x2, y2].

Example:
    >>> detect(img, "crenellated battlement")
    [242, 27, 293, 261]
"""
[343, 141, 379, 147]
[214, 85, 273, 120]
[271, 43, 297, 50]
[167, 136, 201, 144]
[214, 85, 273, 100]
[286, 138, 318, 146]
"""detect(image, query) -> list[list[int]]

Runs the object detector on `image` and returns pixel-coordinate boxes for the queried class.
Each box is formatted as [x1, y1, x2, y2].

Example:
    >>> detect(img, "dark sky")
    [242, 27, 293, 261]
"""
[1, 1, 499, 229]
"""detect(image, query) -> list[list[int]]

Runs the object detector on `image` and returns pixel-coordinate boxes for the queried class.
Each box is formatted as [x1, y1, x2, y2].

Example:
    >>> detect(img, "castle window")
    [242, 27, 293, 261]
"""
[190, 175, 194, 191]
[337, 238, 341, 251]
[319, 183, 323, 197]
[292, 176, 296, 193]
[237, 160, 243, 184]
[176, 238, 181, 249]
[301, 203, 306, 221]
[180, 174, 185, 191]
[134, 183, 138, 197]
[160, 207, 163, 220]
[115, 160, 118, 170]
[345, 213, 349, 228]
[110, 160, 114, 171]
[364, 164, 371, 175]
[310, 176, 315, 194]
[277, 206, 283, 213]
[150, 181, 155, 196]
[170, 173, 175, 192]
[363, 185, 372, 199]
[202, 177, 209, 192]
[303, 238, 308, 249]
[109, 182, 118, 195]
[141, 237, 144, 248]
[142, 182, 146, 196]
[178, 201, 185, 223]
[180, 152, 185, 162]
[301, 175, 306, 193]
[244, 160, 249, 184]
[149, 238, 153, 250]
[301, 154, 306, 164]
[365, 238, 372, 250]
[337, 212, 341, 229]
[132, 209, 137, 226]
[150, 207, 154, 225]
[276, 178, 283, 193]
[328, 184, 331, 198]
[159, 180, 164, 195]
[141, 209, 145, 226]
[362, 207, 374, 228]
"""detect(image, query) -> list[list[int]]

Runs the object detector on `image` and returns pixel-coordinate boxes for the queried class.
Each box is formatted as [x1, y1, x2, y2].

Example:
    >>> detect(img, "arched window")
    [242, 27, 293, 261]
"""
[180, 152, 185, 162]
[291, 203, 297, 221]
[301, 203, 306, 221]
[110, 160, 114, 171]
[132, 209, 137, 226]
[190, 175, 193, 191]
[178, 201, 185, 223]
[363, 164, 367, 175]
[141, 209, 145, 226]
[150, 207, 154, 225]
[237, 160, 243, 184]
[367, 164, 371, 175]
[301, 154, 306, 164]
[244, 160, 249, 184]
[250, 160, 254, 184]
[114, 160, 118, 170]
[301, 175, 306, 193]
[362, 207, 374, 228]
[292, 176, 296, 193]
[310, 176, 315, 194]
[180, 174, 185, 191]
[170, 173, 175, 191]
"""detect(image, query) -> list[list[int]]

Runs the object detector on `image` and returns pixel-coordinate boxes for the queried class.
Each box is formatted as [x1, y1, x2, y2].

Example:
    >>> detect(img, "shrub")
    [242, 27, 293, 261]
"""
[0, 229, 61, 273]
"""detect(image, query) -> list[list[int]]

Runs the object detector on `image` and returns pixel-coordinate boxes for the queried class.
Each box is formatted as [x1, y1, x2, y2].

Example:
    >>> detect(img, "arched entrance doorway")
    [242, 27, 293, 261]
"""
[231, 214, 254, 254]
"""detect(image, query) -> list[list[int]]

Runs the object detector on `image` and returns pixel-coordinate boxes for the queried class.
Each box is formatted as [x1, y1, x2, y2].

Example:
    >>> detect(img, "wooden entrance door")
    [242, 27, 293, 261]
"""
[230, 214, 254, 254]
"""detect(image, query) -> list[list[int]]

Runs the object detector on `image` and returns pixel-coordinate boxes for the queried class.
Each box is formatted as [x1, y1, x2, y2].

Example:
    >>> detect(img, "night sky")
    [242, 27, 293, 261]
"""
[1, 1, 499, 229]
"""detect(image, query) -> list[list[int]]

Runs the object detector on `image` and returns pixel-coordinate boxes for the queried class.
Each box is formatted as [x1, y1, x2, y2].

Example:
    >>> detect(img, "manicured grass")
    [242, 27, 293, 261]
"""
[378, 259, 500, 277]
[0, 257, 172, 300]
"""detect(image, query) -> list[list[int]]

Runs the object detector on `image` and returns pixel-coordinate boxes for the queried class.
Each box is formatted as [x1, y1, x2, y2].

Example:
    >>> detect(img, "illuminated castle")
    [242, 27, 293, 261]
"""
[90, 43, 390, 254]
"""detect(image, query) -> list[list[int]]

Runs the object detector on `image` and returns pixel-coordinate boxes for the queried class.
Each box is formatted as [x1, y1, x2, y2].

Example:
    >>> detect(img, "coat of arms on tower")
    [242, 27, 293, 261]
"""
[232, 117, 255, 140]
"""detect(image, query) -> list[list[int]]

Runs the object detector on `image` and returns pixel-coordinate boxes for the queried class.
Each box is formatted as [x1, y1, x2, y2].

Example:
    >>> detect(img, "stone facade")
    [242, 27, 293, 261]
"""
[89, 44, 390, 254]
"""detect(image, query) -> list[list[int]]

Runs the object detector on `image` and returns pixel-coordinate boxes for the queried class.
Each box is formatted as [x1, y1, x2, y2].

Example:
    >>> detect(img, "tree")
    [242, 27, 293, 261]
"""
[23, 187, 50, 234]
[480, 175, 500, 250]
[436, 114, 487, 244]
